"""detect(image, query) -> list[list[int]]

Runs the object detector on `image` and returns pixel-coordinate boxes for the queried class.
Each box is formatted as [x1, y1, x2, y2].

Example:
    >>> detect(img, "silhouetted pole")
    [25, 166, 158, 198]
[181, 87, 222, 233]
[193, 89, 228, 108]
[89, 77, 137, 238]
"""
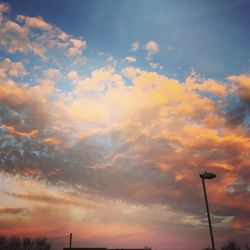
[69, 233, 72, 249]
[200, 171, 216, 250]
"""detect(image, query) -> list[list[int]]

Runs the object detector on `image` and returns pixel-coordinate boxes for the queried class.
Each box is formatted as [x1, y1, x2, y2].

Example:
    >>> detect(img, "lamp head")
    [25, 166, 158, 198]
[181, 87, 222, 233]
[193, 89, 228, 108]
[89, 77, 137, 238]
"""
[200, 171, 216, 179]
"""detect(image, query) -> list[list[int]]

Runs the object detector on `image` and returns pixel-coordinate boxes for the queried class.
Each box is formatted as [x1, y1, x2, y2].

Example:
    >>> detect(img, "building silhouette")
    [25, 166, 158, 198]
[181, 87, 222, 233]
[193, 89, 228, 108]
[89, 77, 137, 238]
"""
[64, 248, 151, 250]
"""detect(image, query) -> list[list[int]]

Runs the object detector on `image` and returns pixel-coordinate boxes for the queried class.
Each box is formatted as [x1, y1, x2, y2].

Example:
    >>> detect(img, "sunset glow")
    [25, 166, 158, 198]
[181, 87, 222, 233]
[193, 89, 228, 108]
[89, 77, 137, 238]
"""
[0, 1, 249, 250]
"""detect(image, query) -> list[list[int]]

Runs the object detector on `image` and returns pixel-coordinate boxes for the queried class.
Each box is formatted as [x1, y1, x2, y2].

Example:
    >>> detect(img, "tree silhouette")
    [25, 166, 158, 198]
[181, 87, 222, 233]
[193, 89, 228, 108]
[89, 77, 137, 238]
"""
[34, 237, 51, 250]
[221, 240, 241, 250]
[9, 236, 21, 250]
[245, 244, 250, 250]
[22, 237, 33, 250]
[202, 240, 250, 250]
[0, 235, 51, 250]
[0, 235, 8, 249]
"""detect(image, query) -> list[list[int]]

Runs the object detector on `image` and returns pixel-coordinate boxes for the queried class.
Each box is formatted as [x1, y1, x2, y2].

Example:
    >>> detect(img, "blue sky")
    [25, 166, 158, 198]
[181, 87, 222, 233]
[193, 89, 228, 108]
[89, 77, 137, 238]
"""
[5, 0, 250, 80]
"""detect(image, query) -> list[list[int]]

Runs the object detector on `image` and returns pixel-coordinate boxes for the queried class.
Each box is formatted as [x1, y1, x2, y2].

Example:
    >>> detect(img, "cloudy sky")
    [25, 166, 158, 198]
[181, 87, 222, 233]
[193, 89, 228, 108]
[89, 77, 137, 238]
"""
[0, 0, 250, 249]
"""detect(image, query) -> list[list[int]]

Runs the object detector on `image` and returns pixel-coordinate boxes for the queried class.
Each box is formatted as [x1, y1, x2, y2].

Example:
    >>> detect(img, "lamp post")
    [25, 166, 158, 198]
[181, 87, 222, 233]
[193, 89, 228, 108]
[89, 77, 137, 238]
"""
[69, 233, 72, 248]
[200, 171, 216, 250]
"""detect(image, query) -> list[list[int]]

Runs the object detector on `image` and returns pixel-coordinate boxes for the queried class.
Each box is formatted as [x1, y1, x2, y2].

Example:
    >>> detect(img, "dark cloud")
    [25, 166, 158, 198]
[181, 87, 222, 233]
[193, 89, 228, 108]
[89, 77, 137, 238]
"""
[1, 129, 248, 228]
[225, 103, 247, 127]
[225, 75, 250, 127]
[0, 98, 51, 133]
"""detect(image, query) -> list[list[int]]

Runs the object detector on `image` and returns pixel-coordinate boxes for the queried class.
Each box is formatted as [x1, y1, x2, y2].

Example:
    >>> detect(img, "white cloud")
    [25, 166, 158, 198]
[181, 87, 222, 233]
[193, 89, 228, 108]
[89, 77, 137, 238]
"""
[130, 41, 140, 51]
[149, 62, 163, 70]
[124, 56, 137, 63]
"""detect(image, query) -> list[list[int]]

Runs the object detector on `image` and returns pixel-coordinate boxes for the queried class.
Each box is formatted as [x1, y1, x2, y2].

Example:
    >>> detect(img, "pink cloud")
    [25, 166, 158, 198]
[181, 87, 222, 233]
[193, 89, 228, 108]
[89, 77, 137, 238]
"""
[122, 67, 143, 80]
[68, 38, 87, 56]
[67, 70, 78, 80]
[0, 2, 10, 14]
[145, 40, 159, 59]
[0, 58, 28, 78]
[17, 15, 52, 30]
[4, 20, 27, 35]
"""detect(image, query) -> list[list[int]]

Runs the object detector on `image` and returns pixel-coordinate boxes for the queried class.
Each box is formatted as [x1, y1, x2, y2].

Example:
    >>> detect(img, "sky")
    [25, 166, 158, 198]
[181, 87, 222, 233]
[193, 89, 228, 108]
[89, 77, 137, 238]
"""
[0, 0, 250, 249]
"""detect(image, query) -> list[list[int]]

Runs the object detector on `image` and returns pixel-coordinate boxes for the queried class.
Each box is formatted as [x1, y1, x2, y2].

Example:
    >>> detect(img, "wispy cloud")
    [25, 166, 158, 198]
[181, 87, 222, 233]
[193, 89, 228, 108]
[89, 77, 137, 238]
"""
[130, 41, 140, 51]
[124, 56, 137, 63]
[0, 206, 28, 215]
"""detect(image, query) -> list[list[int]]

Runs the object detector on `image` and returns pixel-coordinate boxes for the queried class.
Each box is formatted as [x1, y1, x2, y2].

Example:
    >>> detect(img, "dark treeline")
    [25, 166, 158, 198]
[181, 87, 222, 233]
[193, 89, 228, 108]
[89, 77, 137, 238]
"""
[0, 235, 51, 250]
[202, 240, 250, 250]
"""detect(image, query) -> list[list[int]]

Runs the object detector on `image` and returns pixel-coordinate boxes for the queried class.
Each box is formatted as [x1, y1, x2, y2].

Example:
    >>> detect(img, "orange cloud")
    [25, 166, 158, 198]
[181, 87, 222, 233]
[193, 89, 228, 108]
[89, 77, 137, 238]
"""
[0, 206, 27, 214]
[190, 79, 227, 96]
[209, 162, 235, 171]
[0, 125, 38, 138]
[43, 137, 61, 145]
[232, 216, 250, 231]
[228, 74, 250, 101]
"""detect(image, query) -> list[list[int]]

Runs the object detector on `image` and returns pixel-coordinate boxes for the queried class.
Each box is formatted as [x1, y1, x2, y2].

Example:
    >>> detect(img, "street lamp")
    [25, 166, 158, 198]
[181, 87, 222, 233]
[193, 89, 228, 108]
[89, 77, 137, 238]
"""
[200, 171, 216, 250]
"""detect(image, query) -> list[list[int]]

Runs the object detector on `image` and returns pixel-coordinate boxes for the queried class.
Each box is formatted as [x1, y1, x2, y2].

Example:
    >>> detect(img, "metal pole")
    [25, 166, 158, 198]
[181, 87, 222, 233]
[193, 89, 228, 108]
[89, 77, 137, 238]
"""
[202, 178, 215, 250]
[69, 233, 72, 249]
